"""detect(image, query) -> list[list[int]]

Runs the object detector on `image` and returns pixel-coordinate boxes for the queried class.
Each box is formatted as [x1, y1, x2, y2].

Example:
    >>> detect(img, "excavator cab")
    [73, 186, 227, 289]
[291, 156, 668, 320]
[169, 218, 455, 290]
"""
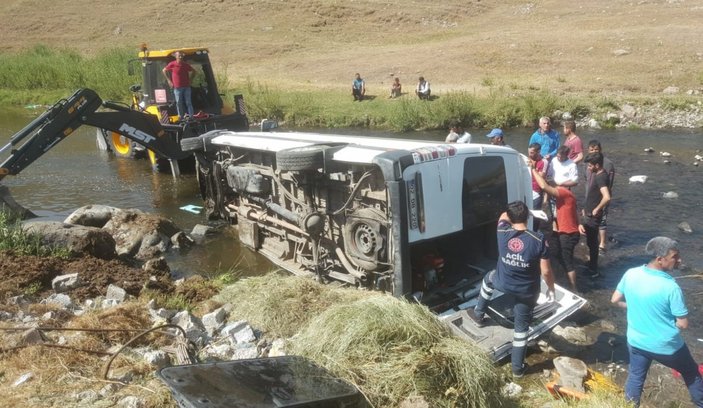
[129, 46, 232, 121]
[96, 45, 248, 172]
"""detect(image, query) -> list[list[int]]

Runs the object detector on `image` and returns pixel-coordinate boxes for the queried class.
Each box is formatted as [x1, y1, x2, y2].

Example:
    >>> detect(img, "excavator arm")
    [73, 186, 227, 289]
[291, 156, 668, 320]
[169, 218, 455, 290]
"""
[0, 88, 190, 181]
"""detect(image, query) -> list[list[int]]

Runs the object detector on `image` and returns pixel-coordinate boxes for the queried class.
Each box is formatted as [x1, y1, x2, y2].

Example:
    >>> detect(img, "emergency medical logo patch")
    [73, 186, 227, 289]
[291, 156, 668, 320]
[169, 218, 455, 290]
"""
[508, 237, 524, 253]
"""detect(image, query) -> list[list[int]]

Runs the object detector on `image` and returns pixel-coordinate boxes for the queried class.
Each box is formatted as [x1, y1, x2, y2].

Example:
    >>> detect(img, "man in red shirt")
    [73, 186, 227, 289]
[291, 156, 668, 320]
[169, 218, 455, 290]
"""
[162, 51, 196, 120]
[562, 120, 584, 164]
[531, 163, 580, 292]
[528, 143, 547, 231]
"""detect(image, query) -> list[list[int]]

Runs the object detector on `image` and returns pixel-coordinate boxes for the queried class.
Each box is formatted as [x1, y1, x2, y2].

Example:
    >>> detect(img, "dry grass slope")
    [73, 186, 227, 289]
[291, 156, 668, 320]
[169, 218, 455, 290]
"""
[1, 0, 701, 96]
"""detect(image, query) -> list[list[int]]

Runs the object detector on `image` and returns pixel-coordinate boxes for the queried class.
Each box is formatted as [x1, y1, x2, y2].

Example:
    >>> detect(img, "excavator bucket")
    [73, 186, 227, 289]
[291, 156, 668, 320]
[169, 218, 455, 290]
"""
[0, 185, 35, 219]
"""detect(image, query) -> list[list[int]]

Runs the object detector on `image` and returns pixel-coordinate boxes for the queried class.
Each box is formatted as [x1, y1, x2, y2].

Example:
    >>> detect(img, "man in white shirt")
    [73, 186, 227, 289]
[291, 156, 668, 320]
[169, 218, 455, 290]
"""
[548, 145, 578, 188]
[415, 76, 431, 100]
[445, 121, 471, 143]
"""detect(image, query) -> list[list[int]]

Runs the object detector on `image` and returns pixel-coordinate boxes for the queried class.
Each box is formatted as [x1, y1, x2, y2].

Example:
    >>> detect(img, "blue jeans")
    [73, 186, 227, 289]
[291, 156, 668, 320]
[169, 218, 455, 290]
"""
[474, 271, 537, 374]
[626, 344, 703, 407]
[174, 87, 194, 118]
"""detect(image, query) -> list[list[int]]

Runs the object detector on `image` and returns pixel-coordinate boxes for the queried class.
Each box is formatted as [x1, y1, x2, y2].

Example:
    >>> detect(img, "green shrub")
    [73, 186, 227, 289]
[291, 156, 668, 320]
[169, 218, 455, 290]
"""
[0, 211, 70, 258]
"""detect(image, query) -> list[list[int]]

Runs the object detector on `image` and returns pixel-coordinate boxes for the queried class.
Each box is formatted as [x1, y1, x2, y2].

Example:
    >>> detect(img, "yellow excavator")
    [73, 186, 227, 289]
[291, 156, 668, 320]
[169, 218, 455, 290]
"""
[95, 45, 248, 172]
[0, 48, 249, 217]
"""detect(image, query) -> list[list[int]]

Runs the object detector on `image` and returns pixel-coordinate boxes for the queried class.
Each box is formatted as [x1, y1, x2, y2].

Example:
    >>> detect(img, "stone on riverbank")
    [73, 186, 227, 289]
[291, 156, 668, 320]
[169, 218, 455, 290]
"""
[23, 221, 117, 259]
[678, 222, 693, 234]
[65, 205, 120, 228]
[553, 356, 588, 392]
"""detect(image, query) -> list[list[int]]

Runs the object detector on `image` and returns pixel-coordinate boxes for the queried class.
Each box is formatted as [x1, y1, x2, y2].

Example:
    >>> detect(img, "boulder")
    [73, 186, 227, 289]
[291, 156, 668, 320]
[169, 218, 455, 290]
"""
[553, 356, 588, 392]
[142, 257, 170, 274]
[64, 205, 120, 228]
[662, 86, 680, 94]
[171, 311, 207, 346]
[52, 273, 82, 293]
[678, 222, 693, 234]
[621, 104, 637, 119]
[102, 209, 182, 261]
[22, 221, 117, 259]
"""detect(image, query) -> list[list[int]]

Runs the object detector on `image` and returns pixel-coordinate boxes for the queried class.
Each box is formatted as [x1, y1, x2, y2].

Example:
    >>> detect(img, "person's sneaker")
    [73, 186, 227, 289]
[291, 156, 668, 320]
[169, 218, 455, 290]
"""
[599, 247, 607, 256]
[513, 363, 528, 378]
[466, 308, 486, 328]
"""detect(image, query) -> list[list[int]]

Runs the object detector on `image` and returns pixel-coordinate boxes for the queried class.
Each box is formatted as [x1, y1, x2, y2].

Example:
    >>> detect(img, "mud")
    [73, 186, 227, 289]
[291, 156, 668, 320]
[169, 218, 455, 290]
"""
[0, 250, 174, 305]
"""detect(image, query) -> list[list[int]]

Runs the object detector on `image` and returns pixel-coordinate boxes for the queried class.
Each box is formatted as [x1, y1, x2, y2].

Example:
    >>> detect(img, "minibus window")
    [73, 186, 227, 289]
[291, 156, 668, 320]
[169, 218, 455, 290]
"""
[462, 156, 507, 227]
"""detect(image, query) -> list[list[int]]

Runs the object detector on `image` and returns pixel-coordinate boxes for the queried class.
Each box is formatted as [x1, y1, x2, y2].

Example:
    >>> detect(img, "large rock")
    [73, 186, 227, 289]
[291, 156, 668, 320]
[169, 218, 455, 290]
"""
[64, 205, 120, 228]
[22, 221, 117, 259]
[553, 356, 588, 392]
[102, 209, 183, 261]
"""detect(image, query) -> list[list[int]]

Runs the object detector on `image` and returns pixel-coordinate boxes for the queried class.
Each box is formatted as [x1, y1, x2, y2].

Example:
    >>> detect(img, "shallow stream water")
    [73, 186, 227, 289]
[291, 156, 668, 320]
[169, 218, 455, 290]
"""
[2, 109, 703, 405]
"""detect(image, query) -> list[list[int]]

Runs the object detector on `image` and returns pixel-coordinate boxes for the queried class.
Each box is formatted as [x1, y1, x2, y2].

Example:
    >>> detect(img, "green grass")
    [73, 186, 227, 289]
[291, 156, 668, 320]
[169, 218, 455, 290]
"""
[0, 211, 71, 258]
[0, 44, 137, 105]
[234, 80, 576, 131]
[0, 45, 695, 132]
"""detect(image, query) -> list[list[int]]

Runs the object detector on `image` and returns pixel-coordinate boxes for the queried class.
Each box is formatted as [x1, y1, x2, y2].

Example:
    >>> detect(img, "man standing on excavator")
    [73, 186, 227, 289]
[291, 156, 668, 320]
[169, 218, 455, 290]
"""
[163, 51, 196, 121]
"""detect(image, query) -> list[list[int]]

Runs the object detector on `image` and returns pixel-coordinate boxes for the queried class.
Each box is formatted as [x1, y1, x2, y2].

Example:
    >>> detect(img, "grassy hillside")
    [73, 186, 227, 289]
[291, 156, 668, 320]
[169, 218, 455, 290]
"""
[2, 0, 701, 98]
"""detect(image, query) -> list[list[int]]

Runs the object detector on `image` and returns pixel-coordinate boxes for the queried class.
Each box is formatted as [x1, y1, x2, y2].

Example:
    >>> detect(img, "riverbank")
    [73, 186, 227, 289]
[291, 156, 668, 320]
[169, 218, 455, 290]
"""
[2, 0, 703, 131]
[1, 1, 702, 96]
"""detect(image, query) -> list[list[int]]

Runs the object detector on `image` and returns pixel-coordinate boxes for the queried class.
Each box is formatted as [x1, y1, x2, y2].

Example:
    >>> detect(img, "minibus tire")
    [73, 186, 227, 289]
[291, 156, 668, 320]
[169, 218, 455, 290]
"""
[276, 145, 327, 171]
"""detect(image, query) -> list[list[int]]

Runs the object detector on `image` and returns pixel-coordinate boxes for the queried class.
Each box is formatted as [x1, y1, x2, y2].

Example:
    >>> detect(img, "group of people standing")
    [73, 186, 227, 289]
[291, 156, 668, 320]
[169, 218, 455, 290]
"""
[464, 118, 702, 408]
[350, 74, 432, 101]
[528, 116, 614, 284]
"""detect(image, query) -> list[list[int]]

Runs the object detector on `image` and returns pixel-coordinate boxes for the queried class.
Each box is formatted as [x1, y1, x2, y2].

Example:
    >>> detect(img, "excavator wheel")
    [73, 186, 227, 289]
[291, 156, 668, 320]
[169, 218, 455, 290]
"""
[110, 132, 137, 158]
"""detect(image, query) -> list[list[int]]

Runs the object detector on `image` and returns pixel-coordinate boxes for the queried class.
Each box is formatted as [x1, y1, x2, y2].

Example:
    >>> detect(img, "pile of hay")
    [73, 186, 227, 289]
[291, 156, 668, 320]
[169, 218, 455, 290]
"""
[289, 295, 504, 407]
[217, 274, 505, 407]
[215, 272, 373, 338]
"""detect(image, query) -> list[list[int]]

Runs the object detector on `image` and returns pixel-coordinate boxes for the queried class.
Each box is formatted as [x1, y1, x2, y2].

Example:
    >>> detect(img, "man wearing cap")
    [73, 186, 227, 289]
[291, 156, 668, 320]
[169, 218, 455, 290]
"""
[529, 117, 560, 161]
[486, 128, 509, 146]
[611, 237, 703, 407]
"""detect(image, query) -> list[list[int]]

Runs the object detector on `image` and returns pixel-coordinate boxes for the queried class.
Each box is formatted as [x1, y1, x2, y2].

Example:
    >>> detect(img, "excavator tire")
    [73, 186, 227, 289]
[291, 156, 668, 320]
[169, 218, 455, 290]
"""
[276, 145, 328, 171]
[110, 132, 137, 158]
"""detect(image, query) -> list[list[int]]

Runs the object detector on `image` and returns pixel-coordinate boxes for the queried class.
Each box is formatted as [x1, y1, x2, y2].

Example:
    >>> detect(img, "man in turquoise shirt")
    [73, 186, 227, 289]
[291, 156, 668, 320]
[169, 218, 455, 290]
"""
[611, 237, 703, 407]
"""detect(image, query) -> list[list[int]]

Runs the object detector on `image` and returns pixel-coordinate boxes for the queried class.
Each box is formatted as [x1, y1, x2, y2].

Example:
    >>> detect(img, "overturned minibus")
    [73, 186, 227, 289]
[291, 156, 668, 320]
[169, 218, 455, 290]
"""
[182, 130, 586, 361]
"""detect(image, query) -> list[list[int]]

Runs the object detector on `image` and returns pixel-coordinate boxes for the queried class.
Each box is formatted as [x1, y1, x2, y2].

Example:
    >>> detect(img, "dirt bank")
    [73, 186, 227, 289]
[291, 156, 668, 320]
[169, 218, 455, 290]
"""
[1, 0, 701, 97]
[0, 250, 173, 303]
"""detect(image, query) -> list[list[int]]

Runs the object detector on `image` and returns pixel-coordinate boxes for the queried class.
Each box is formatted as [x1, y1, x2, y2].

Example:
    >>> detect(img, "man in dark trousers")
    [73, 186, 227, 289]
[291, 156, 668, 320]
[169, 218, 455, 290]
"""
[587, 140, 615, 254]
[579, 152, 611, 278]
[352, 73, 366, 101]
[611, 237, 703, 407]
[469, 200, 556, 378]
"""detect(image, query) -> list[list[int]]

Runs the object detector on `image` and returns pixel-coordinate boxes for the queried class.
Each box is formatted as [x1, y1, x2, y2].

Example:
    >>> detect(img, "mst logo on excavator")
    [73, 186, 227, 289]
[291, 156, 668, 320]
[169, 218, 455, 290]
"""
[67, 95, 88, 115]
[118, 124, 156, 144]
